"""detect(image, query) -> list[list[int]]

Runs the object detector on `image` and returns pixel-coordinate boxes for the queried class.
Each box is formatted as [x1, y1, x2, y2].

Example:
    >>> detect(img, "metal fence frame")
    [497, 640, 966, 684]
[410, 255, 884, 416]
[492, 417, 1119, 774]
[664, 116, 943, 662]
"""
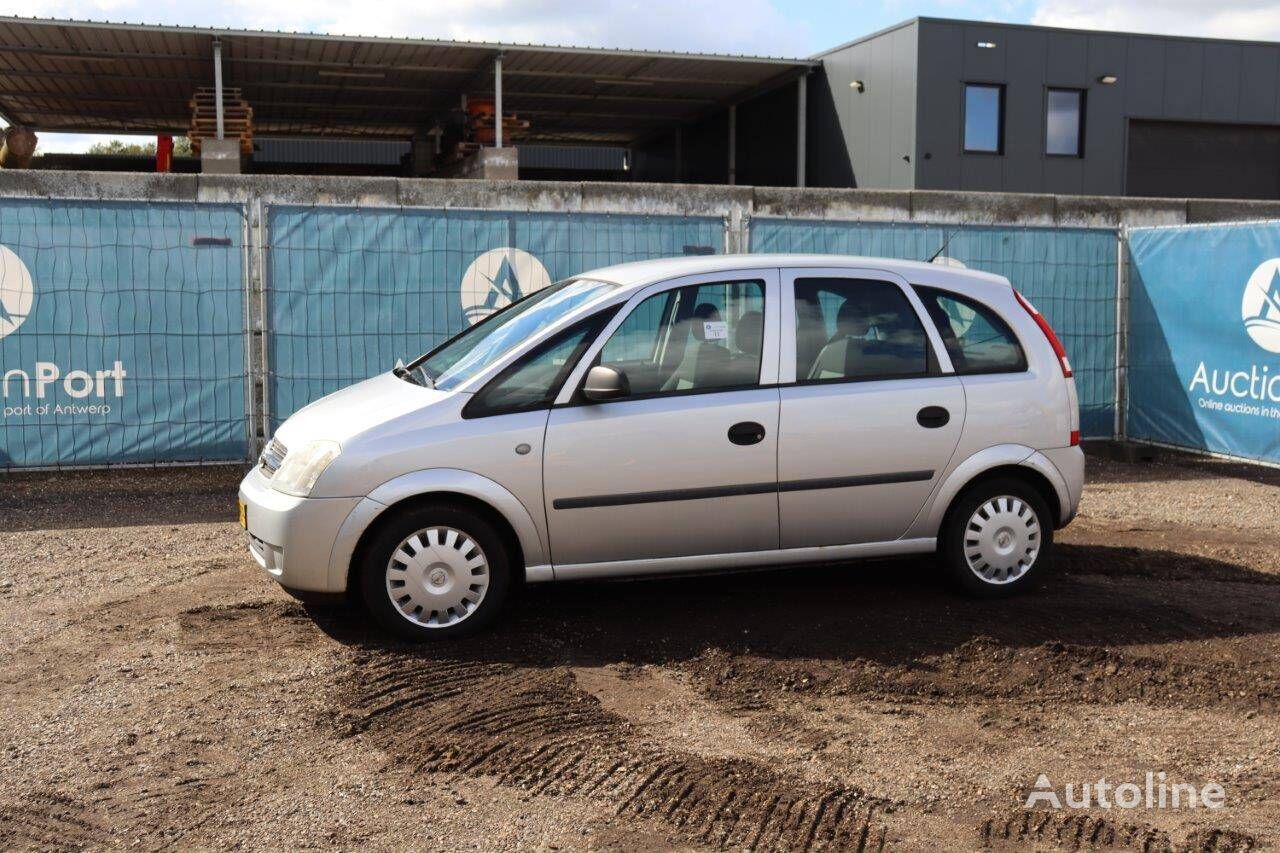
[3, 194, 1136, 470]
[0, 196, 252, 471]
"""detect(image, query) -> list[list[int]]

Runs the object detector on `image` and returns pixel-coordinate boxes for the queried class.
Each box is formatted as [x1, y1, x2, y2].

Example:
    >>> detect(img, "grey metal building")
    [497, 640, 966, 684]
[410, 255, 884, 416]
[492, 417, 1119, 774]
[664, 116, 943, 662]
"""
[808, 18, 1280, 198]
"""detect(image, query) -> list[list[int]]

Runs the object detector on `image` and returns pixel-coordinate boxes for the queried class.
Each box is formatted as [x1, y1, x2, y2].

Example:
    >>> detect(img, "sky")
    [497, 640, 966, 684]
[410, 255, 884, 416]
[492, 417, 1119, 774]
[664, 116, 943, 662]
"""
[6, 0, 1280, 152]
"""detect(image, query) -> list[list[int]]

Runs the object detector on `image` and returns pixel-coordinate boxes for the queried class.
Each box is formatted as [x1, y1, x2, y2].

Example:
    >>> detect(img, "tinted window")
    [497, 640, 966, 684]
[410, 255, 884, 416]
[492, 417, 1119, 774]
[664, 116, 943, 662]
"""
[916, 286, 1026, 374]
[964, 84, 1004, 154]
[597, 280, 765, 396]
[465, 313, 612, 417]
[794, 278, 931, 382]
[1046, 88, 1084, 156]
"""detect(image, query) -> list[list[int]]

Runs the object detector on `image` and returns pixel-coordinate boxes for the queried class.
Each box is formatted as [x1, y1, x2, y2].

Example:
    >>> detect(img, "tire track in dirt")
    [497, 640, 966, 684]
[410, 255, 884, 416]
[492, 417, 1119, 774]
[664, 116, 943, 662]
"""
[0, 793, 113, 852]
[979, 809, 1256, 852]
[339, 650, 897, 851]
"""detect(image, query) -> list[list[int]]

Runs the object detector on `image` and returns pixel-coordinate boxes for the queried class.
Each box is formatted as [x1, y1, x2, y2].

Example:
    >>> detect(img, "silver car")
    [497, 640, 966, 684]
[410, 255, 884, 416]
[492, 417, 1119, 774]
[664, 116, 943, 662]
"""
[238, 255, 1084, 640]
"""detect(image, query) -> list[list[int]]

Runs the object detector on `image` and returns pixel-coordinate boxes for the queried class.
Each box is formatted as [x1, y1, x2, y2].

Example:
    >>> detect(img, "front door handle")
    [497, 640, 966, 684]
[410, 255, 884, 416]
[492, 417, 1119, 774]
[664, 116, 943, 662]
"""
[917, 406, 950, 429]
[728, 421, 767, 446]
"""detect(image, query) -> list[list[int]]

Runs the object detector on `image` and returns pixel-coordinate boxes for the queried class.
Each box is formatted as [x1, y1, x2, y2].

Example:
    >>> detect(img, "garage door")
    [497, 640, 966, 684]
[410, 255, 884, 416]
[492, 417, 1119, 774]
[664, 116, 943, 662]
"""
[1127, 120, 1280, 200]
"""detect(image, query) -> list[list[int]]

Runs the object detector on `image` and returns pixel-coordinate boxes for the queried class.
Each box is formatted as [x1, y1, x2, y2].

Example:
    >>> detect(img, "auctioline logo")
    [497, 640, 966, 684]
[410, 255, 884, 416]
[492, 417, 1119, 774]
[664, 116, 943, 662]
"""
[460, 247, 551, 326]
[1242, 258, 1280, 354]
[1185, 258, 1280, 417]
[0, 244, 33, 340]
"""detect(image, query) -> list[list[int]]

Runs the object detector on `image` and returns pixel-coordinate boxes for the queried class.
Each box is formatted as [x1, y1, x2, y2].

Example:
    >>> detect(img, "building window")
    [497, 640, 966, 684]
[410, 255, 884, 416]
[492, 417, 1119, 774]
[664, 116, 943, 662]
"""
[963, 83, 1004, 154]
[1046, 88, 1085, 157]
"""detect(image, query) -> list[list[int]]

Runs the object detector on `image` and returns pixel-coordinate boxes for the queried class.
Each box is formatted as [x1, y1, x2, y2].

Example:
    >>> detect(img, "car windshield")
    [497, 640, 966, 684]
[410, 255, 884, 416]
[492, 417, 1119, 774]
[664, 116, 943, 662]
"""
[407, 278, 617, 391]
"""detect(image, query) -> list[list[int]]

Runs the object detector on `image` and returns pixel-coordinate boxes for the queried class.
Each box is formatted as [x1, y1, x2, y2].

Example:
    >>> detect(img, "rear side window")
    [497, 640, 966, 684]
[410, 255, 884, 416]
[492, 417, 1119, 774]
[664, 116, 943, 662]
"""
[794, 278, 933, 382]
[915, 286, 1026, 375]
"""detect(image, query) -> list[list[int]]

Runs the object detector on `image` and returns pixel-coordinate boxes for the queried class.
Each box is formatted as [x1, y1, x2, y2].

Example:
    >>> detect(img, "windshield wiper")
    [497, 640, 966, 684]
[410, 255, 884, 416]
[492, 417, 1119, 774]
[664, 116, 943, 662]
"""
[393, 361, 429, 387]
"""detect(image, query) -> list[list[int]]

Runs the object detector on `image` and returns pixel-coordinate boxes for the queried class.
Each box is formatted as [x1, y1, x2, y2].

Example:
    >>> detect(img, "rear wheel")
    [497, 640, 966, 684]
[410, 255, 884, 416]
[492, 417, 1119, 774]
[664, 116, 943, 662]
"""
[938, 477, 1053, 597]
[360, 504, 511, 640]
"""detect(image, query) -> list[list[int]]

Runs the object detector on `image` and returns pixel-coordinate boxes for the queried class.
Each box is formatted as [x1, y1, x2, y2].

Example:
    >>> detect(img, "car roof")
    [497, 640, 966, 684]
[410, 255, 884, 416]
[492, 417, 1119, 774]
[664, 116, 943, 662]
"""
[580, 254, 1013, 296]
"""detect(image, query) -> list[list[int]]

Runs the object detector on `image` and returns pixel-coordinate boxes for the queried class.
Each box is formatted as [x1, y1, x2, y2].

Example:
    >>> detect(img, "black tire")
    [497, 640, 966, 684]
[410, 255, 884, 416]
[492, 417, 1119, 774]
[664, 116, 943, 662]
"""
[359, 503, 512, 641]
[937, 477, 1053, 598]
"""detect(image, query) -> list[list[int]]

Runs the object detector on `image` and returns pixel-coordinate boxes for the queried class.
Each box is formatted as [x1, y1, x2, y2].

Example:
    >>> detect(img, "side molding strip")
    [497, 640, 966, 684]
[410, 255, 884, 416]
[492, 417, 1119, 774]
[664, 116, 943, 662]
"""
[553, 470, 934, 510]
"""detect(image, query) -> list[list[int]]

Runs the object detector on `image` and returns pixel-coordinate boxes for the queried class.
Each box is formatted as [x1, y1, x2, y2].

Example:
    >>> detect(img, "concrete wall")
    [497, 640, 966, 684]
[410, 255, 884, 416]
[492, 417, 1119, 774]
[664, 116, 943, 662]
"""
[2, 170, 1280, 228]
[812, 21, 918, 190]
[913, 19, 1280, 196]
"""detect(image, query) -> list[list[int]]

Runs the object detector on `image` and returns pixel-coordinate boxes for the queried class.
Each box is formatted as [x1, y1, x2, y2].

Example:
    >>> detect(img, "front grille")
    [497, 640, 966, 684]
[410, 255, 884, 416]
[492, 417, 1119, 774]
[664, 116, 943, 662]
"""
[259, 438, 287, 477]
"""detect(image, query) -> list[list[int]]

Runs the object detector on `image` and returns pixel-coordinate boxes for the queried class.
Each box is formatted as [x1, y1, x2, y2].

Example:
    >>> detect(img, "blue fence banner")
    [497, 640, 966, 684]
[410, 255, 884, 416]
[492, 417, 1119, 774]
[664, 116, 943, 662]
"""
[751, 219, 1118, 437]
[266, 206, 723, 427]
[0, 200, 246, 468]
[1127, 223, 1280, 465]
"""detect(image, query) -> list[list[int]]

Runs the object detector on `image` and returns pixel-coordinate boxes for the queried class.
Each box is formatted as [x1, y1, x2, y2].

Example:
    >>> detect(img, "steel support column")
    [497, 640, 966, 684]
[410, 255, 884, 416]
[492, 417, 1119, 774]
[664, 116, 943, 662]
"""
[494, 53, 504, 148]
[213, 38, 225, 140]
[795, 75, 807, 187]
[728, 104, 737, 185]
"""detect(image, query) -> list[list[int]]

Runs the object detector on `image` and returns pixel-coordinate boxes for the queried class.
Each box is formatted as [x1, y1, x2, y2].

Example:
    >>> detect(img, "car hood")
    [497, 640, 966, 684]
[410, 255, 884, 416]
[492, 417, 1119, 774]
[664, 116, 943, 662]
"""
[273, 372, 450, 448]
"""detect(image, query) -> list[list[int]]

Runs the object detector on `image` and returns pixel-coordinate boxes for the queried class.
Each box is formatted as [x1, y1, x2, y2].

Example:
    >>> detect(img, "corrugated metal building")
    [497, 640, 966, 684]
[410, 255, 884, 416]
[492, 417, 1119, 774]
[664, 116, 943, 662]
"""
[808, 18, 1280, 198]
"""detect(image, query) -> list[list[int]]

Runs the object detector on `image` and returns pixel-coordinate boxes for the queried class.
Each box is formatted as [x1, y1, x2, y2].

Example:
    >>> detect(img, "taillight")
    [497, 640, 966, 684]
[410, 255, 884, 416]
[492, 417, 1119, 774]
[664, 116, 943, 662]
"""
[1013, 290, 1073, 378]
[1070, 430, 1080, 447]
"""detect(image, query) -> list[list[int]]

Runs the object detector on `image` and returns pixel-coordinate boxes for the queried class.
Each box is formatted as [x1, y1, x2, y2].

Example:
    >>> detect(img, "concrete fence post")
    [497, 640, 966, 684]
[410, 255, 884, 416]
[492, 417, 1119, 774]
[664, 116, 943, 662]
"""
[240, 203, 257, 461]
[1114, 226, 1130, 440]
[722, 206, 750, 253]
[247, 196, 271, 453]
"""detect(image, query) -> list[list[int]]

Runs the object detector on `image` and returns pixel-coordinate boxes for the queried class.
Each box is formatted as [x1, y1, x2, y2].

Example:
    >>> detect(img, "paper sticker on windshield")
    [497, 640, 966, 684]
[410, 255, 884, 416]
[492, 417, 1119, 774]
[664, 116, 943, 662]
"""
[703, 321, 728, 341]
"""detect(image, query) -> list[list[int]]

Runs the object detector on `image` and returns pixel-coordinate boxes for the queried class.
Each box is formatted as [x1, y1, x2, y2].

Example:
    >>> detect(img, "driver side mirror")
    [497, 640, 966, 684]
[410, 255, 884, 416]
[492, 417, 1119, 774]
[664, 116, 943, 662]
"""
[581, 365, 630, 402]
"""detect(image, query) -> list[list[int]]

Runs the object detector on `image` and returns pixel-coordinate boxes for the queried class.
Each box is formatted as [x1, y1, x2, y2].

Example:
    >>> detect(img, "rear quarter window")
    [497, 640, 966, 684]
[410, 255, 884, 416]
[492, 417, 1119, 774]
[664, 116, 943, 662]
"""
[914, 286, 1027, 375]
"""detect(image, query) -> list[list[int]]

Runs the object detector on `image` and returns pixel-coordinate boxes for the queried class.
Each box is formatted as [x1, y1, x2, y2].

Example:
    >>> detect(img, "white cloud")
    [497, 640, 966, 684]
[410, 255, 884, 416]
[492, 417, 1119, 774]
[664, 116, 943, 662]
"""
[1031, 0, 1280, 41]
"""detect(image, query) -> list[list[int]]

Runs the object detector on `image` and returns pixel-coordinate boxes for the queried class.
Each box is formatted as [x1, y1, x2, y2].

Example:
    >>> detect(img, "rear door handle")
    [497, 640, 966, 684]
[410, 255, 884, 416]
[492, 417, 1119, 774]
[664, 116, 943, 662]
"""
[917, 406, 950, 429]
[728, 421, 767, 446]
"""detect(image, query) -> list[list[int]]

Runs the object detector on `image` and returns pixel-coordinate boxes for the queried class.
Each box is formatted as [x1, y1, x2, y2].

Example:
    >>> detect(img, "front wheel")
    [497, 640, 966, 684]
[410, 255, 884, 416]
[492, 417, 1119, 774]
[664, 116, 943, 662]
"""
[360, 504, 512, 640]
[938, 478, 1053, 597]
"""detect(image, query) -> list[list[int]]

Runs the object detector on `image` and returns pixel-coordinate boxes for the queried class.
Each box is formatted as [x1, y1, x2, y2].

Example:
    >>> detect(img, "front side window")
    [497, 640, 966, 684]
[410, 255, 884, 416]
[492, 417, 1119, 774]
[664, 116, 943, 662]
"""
[964, 83, 1004, 154]
[1046, 88, 1085, 156]
[915, 286, 1026, 374]
[794, 278, 931, 382]
[596, 279, 765, 396]
[409, 278, 617, 391]
[465, 312, 614, 418]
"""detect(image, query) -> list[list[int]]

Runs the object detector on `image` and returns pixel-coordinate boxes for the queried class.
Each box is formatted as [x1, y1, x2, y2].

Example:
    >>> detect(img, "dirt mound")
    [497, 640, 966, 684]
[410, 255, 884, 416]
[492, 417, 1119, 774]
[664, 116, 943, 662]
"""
[685, 637, 1278, 712]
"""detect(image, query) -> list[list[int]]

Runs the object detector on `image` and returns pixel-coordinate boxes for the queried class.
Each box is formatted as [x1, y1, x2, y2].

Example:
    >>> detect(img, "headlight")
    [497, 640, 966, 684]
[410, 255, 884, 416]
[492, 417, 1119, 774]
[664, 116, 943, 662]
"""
[270, 440, 341, 497]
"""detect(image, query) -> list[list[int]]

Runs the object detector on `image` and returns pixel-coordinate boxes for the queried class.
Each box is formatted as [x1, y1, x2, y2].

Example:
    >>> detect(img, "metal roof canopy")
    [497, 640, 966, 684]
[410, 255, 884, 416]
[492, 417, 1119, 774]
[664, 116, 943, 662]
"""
[0, 16, 816, 145]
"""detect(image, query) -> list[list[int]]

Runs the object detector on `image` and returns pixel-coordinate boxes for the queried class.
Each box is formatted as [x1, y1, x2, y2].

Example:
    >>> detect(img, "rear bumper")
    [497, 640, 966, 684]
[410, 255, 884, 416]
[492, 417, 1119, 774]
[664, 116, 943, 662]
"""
[1039, 445, 1085, 526]
[238, 466, 363, 593]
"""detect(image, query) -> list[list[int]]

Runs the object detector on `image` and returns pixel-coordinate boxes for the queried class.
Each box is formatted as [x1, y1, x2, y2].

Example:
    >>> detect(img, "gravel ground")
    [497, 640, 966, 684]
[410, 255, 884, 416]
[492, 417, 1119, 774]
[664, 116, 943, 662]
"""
[0, 448, 1277, 851]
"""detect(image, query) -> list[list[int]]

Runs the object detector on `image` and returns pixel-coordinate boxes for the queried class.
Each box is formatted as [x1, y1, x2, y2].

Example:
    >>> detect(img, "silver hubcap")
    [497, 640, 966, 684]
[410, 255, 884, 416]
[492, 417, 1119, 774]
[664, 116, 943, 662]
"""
[964, 495, 1041, 584]
[385, 526, 489, 628]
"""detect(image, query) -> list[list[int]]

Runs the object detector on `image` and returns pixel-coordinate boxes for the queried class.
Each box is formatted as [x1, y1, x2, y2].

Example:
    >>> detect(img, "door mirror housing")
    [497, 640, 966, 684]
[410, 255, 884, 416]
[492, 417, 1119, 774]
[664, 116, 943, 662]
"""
[581, 365, 630, 402]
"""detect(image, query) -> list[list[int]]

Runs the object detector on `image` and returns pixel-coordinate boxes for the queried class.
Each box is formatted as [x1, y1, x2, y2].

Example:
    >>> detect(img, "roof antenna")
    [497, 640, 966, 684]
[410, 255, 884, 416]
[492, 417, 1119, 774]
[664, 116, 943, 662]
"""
[925, 227, 962, 264]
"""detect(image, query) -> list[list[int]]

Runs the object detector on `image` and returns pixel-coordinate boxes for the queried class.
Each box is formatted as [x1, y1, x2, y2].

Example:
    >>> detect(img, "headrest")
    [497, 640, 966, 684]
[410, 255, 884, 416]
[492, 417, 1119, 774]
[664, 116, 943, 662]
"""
[735, 310, 763, 356]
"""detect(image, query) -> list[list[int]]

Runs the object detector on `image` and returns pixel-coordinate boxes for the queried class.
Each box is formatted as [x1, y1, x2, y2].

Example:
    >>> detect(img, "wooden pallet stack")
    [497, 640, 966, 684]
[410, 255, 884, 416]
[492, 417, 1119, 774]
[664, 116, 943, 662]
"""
[188, 87, 253, 155]
[468, 112, 531, 145]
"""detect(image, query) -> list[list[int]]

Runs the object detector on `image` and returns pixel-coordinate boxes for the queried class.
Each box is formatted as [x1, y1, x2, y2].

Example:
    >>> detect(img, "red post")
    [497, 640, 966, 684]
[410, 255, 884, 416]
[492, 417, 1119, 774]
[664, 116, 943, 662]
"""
[156, 134, 173, 173]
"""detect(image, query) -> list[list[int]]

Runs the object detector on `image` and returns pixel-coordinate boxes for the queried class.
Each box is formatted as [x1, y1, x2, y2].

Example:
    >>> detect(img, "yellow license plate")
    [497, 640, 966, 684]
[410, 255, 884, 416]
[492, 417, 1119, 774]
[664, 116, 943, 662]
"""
[238, 500, 247, 529]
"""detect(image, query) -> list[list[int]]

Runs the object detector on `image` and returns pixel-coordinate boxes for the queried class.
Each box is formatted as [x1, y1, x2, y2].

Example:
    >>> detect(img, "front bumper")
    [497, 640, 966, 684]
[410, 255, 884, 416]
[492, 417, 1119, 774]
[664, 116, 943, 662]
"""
[238, 466, 363, 593]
